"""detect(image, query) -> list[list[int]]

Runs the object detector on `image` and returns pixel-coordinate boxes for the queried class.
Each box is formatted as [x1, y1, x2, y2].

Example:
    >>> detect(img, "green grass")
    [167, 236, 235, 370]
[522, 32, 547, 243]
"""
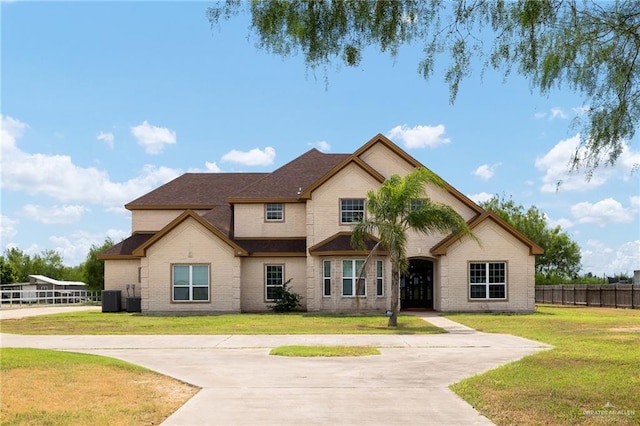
[0, 311, 443, 335]
[269, 345, 380, 357]
[1, 348, 197, 426]
[447, 305, 640, 426]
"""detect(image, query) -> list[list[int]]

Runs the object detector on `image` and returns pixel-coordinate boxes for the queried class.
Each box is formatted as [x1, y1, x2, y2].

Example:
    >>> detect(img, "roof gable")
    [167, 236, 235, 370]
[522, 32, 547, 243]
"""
[298, 156, 386, 200]
[431, 211, 544, 255]
[132, 210, 248, 257]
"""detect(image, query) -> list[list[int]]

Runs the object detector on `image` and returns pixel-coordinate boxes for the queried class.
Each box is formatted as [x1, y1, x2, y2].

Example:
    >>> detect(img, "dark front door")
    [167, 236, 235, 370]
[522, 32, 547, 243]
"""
[401, 259, 434, 309]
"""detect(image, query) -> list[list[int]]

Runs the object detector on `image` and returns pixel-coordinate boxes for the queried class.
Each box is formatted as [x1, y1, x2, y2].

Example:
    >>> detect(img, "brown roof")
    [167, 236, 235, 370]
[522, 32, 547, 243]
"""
[126, 173, 267, 210]
[228, 149, 350, 202]
[234, 238, 307, 256]
[99, 233, 155, 259]
[309, 232, 387, 256]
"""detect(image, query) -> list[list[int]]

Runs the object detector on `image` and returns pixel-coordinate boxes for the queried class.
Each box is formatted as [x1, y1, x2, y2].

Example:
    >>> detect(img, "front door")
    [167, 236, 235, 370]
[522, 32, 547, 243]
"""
[400, 259, 434, 309]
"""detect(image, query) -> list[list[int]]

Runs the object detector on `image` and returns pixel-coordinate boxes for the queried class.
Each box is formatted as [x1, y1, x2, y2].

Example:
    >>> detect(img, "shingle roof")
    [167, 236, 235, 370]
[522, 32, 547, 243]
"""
[234, 238, 307, 256]
[125, 173, 267, 209]
[228, 149, 350, 201]
[99, 232, 155, 258]
[309, 232, 387, 255]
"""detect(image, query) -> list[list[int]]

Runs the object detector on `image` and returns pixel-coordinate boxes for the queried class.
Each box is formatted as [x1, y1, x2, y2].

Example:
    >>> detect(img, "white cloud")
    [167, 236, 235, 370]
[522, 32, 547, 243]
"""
[204, 161, 222, 172]
[536, 134, 640, 193]
[570, 198, 635, 226]
[131, 120, 176, 155]
[0, 214, 19, 246]
[386, 124, 450, 149]
[548, 217, 575, 229]
[49, 228, 130, 266]
[221, 146, 276, 166]
[550, 107, 568, 120]
[467, 192, 494, 204]
[97, 131, 114, 149]
[581, 239, 640, 276]
[473, 163, 501, 181]
[630, 195, 640, 210]
[21, 204, 89, 224]
[1, 115, 181, 212]
[533, 107, 569, 120]
[535, 135, 607, 192]
[308, 140, 331, 152]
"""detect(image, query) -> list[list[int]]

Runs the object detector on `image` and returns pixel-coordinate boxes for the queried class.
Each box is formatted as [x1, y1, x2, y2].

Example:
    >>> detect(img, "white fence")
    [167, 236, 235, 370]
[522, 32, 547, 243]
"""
[1, 289, 101, 306]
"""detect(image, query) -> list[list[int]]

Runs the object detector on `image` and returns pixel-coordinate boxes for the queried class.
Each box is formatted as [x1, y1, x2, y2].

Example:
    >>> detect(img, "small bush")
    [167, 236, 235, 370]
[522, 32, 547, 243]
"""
[269, 279, 302, 313]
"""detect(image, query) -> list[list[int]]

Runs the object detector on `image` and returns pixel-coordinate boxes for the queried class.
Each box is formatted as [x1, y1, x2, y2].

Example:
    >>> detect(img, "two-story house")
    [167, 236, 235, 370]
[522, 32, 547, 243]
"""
[100, 134, 542, 313]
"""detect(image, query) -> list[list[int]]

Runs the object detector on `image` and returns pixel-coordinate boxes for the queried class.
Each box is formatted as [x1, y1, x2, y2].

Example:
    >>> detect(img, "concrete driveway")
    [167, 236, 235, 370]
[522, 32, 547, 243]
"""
[0, 307, 551, 425]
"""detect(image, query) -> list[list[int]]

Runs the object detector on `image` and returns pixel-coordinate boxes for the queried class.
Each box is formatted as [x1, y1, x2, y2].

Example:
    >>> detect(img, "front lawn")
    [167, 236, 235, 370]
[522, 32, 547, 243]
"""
[448, 305, 640, 425]
[0, 311, 442, 335]
[0, 348, 197, 426]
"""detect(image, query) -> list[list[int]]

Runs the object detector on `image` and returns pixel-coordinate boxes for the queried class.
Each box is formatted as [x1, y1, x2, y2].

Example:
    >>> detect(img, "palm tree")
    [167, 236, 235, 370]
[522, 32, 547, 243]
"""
[351, 167, 474, 327]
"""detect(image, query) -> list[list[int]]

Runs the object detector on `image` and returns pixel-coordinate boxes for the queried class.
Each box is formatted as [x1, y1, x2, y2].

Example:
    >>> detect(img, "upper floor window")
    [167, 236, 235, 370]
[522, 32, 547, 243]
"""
[469, 262, 507, 300]
[172, 264, 209, 302]
[410, 199, 426, 211]
[265, 203, 284, 221]
[340, 199, 365, 224]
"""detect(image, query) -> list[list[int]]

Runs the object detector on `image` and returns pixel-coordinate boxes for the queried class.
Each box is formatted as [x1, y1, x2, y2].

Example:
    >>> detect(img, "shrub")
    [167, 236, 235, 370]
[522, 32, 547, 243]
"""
[269, 278, 302, 313]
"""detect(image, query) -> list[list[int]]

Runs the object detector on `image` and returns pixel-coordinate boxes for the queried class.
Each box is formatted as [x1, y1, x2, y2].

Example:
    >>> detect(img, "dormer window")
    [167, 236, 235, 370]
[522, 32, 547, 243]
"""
[340, 198, 365, 224]
[265, 203, 284, 221]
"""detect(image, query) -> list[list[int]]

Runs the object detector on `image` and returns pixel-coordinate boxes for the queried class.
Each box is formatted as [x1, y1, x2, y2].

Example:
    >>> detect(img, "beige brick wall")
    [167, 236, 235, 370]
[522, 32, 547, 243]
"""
[240, 257, 307, 312]
[313, 256, 390, 313]
[358, 142, 415, 179]
[141, 217, 241, 313]
[307, 163, 381, 248]
[437, 221, 535, 312]
[104, 259, 140, 308]
[132, 209, 209, 232]
[233, 203, 306, 238]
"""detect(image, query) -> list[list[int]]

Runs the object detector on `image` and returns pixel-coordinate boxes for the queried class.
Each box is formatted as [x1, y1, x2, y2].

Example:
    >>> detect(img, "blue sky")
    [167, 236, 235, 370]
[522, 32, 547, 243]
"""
[2, 1, 639, 276]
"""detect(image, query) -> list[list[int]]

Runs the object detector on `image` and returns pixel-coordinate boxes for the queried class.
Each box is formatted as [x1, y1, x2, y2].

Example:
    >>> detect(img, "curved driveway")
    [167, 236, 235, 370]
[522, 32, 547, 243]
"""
[0, 306, 551, 425]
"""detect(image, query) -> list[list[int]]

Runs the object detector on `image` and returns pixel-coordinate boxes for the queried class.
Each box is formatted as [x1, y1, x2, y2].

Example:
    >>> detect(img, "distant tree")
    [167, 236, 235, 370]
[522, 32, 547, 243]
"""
[481, 195, 581, 280]
[83, 238, 114, 291]
[5, 247, 32, 283]
[30, 249, 67, 279]
[209, 0, 640, 173]
[351, 167, 473, 327]
[0, 256, 17, 284]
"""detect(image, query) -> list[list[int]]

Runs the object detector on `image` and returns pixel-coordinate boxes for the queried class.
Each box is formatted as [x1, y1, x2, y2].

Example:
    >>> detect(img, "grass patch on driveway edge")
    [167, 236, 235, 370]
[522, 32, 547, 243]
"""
[447, 306, 640, 425]
[269, 345, 380, 357]
[0, 348, 198, 426]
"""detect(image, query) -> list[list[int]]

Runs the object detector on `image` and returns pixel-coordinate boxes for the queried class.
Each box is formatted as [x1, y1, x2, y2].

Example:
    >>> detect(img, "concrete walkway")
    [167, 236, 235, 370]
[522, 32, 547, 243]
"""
[0, 307, 551, 425]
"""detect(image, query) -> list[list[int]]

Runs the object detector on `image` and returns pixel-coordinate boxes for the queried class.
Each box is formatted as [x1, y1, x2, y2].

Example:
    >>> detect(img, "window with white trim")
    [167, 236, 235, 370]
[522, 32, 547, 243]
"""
[376, 260, 384, 296]
[265, 264, 284, 301]
[323, 260, 332, 297]
[342, 259, 365, 296]
[172, 264, 209, 302]
[340, 199, 365, 224]
[469, 262, 507, 300]
[265, 203, 284, 221]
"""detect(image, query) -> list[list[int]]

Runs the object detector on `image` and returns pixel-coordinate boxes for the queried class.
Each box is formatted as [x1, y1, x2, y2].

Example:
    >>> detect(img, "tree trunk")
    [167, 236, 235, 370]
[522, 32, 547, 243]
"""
[388, 264, 400, 327]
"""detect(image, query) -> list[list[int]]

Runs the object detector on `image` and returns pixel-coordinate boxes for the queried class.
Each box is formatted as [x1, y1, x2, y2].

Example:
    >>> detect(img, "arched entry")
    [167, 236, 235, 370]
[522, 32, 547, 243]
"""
[400, 258, 434, 309]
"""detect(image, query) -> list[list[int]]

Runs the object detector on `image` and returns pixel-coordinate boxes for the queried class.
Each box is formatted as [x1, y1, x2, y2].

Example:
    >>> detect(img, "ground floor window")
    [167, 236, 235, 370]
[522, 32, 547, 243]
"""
[376, 260, 384, 296]
[323, 260, 331, 297]
[172, 264, 209, 302]
[265, 264, 284, 301]
[342, 259, 365, 297]
[469, 262, 507, 300]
